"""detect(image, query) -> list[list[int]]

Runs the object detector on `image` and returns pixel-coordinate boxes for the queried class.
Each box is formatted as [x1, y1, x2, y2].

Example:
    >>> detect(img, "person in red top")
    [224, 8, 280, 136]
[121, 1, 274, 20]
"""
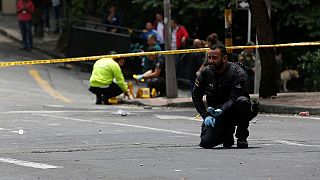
[17, 0, 35, 51]
[171, 17, 189, 50]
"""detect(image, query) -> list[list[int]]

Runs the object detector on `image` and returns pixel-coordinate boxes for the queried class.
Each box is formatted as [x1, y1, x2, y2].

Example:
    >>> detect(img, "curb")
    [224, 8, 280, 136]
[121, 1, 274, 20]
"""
[258, 103, 320, 115]
[0, 28, 20, 42]
[123, 98, 320, 115]
[122, 99, 195, 108]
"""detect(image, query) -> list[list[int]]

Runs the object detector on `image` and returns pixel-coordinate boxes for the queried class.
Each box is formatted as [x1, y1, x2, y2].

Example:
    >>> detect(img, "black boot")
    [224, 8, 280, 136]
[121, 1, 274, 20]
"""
[95, 95, 103, 105]
[237, 139, 248, 149]
[223, 134, 234, 148]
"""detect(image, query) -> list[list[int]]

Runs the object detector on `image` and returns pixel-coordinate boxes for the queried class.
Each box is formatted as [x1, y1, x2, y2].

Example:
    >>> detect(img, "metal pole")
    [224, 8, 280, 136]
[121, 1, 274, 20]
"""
[163, 0, 178, 98]
[247, 9, 251, 42]
[254, 35, 261, 94]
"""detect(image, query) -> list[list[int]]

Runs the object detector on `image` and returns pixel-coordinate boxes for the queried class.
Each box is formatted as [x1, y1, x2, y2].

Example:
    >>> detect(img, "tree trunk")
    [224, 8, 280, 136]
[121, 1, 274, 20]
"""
[248, 0, 277, 98]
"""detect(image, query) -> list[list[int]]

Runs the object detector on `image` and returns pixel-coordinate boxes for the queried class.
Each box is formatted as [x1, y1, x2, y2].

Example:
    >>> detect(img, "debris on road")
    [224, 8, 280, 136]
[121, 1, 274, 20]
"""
[18, 129, 24, 135]
[114, 109, 129, 116]
[298, 111, 310, 116]
[143, 106, 152, 109]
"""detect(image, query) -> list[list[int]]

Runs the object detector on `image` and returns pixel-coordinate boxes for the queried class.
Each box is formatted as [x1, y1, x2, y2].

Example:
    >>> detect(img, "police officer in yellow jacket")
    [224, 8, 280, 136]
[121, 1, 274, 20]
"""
[89, 57, 130, 104]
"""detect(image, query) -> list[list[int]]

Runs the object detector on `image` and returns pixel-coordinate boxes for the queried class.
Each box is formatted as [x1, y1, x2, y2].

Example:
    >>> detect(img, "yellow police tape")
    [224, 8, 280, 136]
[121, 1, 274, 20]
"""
[1, 41, 320, 67]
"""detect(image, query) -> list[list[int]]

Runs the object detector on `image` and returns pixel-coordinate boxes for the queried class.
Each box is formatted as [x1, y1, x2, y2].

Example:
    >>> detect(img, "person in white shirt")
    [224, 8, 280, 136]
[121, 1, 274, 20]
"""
[153, 13, 165, 49]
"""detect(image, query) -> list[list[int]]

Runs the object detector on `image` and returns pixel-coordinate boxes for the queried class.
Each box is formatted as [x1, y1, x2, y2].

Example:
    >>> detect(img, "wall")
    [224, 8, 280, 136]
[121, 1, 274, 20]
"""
[1, 0, 16, 14]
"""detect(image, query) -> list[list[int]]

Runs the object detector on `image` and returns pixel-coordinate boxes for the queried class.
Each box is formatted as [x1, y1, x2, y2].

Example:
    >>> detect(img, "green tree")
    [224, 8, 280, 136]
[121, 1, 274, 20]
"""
[298, 49, 320, 91]
[70, 0, 85, 20]
[70, 0, 320, 40]
[272, 0, 320, 38]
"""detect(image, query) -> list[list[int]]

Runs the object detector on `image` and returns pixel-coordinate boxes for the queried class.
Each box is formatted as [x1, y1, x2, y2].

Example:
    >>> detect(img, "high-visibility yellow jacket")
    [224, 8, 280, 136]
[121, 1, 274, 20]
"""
[89, 58, 127, 93]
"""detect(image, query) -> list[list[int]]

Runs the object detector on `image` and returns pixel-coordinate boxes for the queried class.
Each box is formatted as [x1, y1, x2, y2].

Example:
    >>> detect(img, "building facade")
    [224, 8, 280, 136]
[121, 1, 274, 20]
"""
[1, 0, 17, 14]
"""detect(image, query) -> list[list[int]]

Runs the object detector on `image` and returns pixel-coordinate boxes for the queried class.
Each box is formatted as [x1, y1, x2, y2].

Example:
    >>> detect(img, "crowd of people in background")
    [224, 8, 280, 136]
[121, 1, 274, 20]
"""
[16, 1, 280, 95]
[99, 4, 262, 95]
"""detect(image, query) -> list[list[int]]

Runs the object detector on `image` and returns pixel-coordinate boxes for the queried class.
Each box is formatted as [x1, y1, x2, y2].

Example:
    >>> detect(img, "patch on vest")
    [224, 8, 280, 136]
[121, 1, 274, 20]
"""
[235, 83, 242, 89]
[195, 78, 200, 86]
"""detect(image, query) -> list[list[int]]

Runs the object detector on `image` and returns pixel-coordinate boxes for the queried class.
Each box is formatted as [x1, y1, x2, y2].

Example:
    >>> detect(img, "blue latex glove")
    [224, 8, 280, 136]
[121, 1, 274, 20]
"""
[204, 116, 216, 127]
[136, 74, 143, 81]
[208, 107, 223, 117]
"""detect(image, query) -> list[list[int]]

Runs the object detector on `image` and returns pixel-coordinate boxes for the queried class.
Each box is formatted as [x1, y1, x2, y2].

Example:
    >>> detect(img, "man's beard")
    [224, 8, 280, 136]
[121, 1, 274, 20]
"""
[209, 62, 224, 71]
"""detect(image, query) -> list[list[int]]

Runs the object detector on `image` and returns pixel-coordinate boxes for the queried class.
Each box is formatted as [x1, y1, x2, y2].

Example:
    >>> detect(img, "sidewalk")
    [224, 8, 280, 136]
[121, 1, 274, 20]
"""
[0, 14, 63, 58]
[1, 14, 320, 115]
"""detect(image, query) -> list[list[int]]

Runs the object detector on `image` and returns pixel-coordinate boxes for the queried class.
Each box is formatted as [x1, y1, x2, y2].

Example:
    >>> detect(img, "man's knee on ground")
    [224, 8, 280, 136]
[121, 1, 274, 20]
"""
[235, 96, 251, 110]
[199, 126, 223, 149]
[199, 138, 222, 149]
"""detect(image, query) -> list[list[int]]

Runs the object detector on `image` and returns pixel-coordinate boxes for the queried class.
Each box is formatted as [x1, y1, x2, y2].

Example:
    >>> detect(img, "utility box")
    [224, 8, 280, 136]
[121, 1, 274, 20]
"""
[2, 0, 16, 14]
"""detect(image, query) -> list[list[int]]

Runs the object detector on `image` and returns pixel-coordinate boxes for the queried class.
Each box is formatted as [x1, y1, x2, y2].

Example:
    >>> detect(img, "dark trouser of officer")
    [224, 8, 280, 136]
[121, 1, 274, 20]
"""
[89, 82, 123, 104]
[199, 96, 252, 149]
[147, 77, 166, 96]
[248, 74, 254, 94]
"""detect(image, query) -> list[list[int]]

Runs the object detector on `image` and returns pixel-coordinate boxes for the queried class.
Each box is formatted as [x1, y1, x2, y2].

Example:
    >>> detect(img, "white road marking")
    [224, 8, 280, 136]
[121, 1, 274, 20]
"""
[9, 130, 21, 134]
[154, 115, 201, 121]
[275, 140, 320, 148]
[0, 110, 118, 114]
[0, 110, 149, 114]
[4, 110, 319, 147]
[0, 108, 194, 115]
[33, 114, 320, 147]
[0, 157, 62, 169]
[33, 113, 199, 137]
[46, 105, 66, 108]
[109, 122, 198, 136]
[0, 128, 12, 131]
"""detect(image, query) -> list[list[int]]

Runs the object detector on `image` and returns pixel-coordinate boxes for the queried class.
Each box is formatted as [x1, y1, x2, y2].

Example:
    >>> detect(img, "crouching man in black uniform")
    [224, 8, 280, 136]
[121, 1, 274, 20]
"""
[192, 44, 257, 149]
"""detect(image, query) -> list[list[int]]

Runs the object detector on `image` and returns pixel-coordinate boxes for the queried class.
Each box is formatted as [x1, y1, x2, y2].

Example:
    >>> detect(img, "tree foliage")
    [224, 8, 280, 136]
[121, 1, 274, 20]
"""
[132, 0, 227, 13]
[272, 0, 320, 38]
[69, 0, 320, 40]
[298, 49, 320, 91]
[70, 0, 85, 20]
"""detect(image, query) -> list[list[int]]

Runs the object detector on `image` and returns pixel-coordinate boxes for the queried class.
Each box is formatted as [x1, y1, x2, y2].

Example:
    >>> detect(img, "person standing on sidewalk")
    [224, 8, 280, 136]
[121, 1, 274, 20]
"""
[32, 0, 44, 38]
[17, 0, 35, 51]
[192, 44, 257, 149]
[170, 17, 189, 50]
[238, 41, 255, 94]
[153, 12, 165, 50]
[51, 0, 61, 33]
[89, 56, 130, 105]
[42, 0, 51, 32]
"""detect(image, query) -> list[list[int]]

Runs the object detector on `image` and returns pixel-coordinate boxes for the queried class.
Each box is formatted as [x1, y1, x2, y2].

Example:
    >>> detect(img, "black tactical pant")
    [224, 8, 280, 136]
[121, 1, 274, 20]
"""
[89, 82, 123, 104]
[147, 77, 166, 96]
[199, 96, 252, 148]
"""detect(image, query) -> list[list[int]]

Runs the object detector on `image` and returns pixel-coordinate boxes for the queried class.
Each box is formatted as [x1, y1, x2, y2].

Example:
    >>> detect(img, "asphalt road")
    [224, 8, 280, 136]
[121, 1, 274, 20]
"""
[0, 35, 320, 180]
